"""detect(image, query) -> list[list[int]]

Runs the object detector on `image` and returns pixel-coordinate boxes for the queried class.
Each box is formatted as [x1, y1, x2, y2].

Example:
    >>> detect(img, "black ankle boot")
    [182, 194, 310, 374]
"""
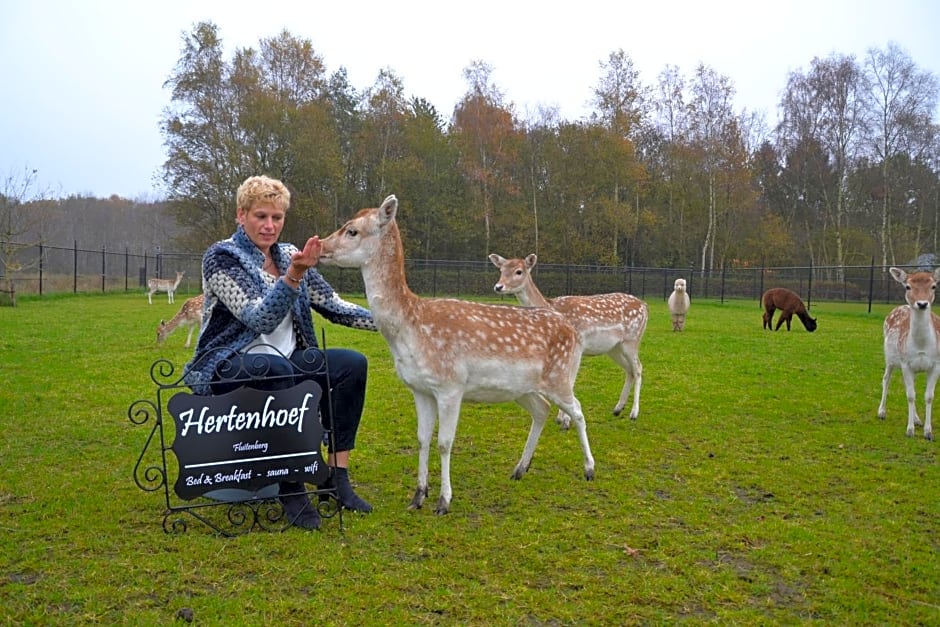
[321, 468, 372, 513]
[278, 482, 321, 530]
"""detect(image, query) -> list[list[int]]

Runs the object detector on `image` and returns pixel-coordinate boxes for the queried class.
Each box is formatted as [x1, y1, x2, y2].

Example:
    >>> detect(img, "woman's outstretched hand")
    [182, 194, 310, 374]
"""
[291, 236, 321, 273]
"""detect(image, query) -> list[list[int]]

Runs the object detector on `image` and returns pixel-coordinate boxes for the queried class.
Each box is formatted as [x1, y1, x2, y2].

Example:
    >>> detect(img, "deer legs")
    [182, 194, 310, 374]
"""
[609, 346, 642, 420]
[901, 367, 937, 440]
[408, 389, 596, 516]
[515, 393, 594, 481]
[513, 393, 553, 480]
[408, 391, 437, 512]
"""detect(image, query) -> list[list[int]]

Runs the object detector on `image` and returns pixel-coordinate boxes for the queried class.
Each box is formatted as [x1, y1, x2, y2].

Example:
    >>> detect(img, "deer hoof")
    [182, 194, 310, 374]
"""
[434, 496, 450, 515]
[408, 487, 428, 510]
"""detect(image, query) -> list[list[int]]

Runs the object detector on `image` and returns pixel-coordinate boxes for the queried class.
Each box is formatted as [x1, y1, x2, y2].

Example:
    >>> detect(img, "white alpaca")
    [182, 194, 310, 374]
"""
[668, 278, 691, 331]
[877, 267, 940, 440]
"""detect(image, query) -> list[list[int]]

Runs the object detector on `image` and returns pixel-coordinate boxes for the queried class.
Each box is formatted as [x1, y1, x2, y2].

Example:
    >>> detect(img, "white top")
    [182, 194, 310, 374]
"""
[243, 312, 296, 357]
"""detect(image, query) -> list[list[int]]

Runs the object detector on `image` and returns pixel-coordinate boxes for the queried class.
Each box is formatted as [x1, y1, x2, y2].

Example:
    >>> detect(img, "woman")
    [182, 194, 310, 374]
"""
[184, 175, 376, 530]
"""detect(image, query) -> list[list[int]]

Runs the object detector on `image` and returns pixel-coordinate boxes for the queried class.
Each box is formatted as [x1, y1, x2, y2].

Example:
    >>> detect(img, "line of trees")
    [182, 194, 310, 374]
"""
[6, 21, 937, 283]
[160, 22, 939, 273]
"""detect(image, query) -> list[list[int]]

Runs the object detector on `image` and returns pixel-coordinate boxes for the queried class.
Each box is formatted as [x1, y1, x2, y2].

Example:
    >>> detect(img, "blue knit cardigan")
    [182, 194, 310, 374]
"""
[183, 226, 376, 394]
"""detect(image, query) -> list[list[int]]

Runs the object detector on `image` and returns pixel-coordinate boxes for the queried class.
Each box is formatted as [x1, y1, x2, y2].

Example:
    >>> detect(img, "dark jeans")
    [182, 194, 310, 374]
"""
[210, 347, 368, 453]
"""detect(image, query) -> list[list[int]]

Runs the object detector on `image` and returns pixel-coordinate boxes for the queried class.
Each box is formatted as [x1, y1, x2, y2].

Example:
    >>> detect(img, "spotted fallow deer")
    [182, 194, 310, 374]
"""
[156, 293, 204, 348]
[877, 267, 940, 440]
[489, 253, 648, 425]
[147, 270, 185, 304]
[317, 195, 595, 515]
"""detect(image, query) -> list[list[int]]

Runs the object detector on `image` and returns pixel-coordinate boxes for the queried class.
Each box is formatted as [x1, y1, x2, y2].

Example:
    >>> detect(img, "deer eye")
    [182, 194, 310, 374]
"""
[515, 269, 523, 276]
[346, 228, 358, 237]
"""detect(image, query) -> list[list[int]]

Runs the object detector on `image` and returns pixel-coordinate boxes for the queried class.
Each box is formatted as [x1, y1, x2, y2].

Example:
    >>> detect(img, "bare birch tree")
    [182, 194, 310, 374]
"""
[863, 42, 940, 267]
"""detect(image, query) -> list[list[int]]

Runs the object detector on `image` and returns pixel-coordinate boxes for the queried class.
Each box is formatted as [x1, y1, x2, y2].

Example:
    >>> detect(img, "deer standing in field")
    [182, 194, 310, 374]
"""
[668, 278, 691, 331]
[489, 253, 648, 425]
[147, 270, 185, 304]
[761, 287, 817, 332]
[318, 195, 596, 515]
[156, 293, 204, 348]
[877, 267, 940, 441]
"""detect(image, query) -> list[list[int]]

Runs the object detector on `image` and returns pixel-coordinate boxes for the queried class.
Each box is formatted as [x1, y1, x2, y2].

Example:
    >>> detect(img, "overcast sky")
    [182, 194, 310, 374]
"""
[3, 0, 939, 200]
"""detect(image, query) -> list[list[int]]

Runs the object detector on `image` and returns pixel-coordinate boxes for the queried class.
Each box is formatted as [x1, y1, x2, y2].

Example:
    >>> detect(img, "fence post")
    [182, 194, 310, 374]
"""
[867, 257, 875, 313]
[759, 258, 765, 306]
[39, 243, 44, 297]
[73, 240, 78, 294]
[807, 262, 813, 309]
[125, 247, 129, 292]
[720, 266, 727, 304]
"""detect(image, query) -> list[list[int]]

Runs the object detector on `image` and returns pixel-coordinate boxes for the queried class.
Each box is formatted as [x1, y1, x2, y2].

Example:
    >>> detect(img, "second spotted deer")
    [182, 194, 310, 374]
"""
[490, 253, 648, 424]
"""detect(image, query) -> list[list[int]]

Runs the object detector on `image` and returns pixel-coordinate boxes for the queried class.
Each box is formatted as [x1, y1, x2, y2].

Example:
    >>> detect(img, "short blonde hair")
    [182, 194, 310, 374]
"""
[236, 175, 291, 212]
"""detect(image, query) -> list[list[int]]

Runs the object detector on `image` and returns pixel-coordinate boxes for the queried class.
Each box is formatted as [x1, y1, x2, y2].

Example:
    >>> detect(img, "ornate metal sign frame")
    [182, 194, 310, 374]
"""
[128, 341, 343, 537]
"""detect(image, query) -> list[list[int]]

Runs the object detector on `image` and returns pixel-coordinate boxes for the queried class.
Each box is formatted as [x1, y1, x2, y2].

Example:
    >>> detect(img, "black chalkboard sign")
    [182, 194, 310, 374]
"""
[167, 380, 329, 501]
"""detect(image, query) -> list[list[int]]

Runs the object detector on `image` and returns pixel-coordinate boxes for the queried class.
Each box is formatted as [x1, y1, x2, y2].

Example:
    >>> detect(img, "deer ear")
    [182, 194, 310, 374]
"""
[378, 195, 398, 226]
[489, 254, 505, 267]
[889, 267, 906, 283]
[525, 254, 538, 269]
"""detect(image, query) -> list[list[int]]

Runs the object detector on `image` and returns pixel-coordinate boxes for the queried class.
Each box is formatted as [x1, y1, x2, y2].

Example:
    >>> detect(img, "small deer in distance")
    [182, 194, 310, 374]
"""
[877, 267, 940, 441]
[761, 287, 817, 332]
[147, 270, 185, 305]
[489, 253, 648, 425]
[318, 195, 596, 515]
[156, 293, 204, 348]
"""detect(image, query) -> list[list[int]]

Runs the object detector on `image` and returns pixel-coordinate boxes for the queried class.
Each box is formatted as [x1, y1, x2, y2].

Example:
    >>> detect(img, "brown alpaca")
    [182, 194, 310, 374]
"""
[761, 288, 817, 332]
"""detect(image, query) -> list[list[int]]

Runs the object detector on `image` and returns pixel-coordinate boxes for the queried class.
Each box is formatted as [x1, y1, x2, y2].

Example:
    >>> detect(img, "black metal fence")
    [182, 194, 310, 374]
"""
[0, 240, 919, 309]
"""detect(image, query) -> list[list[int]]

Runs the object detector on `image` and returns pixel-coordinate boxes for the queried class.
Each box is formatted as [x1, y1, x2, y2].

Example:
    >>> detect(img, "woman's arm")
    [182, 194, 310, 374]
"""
[304, 270, 377, 331]
[204, 247, 297, 334]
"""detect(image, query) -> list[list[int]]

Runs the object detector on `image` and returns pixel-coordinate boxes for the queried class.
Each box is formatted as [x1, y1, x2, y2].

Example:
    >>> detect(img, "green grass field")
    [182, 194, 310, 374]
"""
[0, 291, 937, 625]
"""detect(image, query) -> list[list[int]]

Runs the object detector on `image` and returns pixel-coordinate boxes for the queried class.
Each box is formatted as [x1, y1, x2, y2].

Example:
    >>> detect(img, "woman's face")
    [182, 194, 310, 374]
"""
[237, 201, 286, 251]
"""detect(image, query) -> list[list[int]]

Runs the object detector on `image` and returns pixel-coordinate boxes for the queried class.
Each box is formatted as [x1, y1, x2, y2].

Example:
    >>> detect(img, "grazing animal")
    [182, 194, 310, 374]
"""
[156, 294, 205, 348]
[761, 287, 817, 332]
[489, 253, 648, 425]
[668, 278, 691, 331]
[147, 270, 185, 305]
[318, 195, 595, 515]
[877, 267, 940, 440]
